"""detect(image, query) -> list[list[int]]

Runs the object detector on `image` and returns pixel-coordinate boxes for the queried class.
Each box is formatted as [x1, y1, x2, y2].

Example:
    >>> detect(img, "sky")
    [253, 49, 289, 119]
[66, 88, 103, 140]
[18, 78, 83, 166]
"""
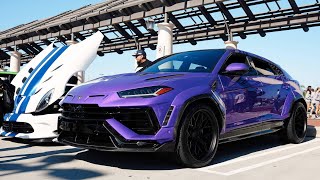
[0, 0, 319, 87]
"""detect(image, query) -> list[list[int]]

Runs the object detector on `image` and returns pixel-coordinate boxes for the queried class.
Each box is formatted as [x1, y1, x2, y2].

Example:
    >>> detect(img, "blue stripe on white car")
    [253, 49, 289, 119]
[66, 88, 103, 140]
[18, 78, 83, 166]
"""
[10, 46, 69, 120]
[12, 47, 59, 109]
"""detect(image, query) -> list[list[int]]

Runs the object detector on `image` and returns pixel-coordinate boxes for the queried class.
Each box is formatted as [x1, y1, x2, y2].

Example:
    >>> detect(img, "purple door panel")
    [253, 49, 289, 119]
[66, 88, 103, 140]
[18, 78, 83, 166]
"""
[217, 74, 264, 131]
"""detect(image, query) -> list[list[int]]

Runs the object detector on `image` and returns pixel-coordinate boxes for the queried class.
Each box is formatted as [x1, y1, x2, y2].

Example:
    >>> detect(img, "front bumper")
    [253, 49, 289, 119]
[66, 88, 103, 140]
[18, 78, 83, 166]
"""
[57, 121, 175, 152]
[57, 104, 175, 152]
[0, 113, 59, 139]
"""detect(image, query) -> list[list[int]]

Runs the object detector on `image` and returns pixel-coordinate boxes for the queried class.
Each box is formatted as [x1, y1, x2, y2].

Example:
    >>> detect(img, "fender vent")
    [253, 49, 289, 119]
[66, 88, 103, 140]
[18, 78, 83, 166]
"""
[146, 74, 184, 81]
[52, 64, 63, 72]
[43, 76, 52, 83]
[16, 88, 21, 94]
[35, 88, 42, 94]
[162, 106, 174, 126]
[88, 95, 105, 98]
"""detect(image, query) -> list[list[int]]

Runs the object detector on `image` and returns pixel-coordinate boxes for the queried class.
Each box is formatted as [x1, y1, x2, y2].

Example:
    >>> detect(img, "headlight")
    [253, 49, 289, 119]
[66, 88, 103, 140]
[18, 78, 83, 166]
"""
[118, 86, 173, 98]
[36, 89, 54, 112]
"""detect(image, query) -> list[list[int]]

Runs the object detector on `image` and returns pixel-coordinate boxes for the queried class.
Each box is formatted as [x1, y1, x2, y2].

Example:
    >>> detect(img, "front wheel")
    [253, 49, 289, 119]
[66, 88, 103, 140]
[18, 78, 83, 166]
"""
[175, 104, 219, 168]
[281, 102, 307, 144]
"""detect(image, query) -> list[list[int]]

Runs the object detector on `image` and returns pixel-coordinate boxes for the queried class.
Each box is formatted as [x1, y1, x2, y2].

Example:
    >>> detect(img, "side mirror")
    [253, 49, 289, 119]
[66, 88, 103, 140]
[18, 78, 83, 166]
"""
[223, 63, 249, 75]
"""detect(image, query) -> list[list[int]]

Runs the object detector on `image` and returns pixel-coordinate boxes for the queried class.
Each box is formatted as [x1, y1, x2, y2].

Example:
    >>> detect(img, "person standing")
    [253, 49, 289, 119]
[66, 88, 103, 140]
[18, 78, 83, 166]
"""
[305, 86, 313, 112]
[313, 88, 320, 118]
[132, 50, 152, 72]
[309, 88, 316, 118]
[0, 79, 4, 127]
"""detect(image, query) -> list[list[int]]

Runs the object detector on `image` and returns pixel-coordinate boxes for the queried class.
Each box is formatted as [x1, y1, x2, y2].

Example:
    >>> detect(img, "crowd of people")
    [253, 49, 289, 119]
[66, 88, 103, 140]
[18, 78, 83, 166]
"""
[305, 86, 320, 119]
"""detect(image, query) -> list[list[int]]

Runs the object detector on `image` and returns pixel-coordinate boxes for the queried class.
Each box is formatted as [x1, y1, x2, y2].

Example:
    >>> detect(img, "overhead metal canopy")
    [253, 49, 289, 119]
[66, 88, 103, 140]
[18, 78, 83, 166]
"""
[0, 0, 320, 64]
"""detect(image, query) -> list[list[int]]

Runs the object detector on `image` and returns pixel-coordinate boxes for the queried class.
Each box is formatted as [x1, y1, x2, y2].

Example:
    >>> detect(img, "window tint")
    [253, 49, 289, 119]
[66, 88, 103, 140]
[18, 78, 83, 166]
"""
[158, 60, 183, 71]
[189, 63, 208, 71]
[142, 50, 226, 73]
[220, 53, 258, 76]
[251, 57, 276, 76]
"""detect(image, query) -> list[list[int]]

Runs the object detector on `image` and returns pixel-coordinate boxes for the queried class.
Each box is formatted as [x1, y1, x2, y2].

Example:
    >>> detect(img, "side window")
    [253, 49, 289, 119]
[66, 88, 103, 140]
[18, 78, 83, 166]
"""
[220, 53, 257, 76]
[251, 57, 276, 76]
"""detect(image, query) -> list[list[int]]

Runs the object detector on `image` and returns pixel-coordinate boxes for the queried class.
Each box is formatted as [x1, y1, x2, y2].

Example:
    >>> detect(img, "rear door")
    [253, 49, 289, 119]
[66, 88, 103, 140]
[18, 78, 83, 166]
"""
[249, 56, 287, 120]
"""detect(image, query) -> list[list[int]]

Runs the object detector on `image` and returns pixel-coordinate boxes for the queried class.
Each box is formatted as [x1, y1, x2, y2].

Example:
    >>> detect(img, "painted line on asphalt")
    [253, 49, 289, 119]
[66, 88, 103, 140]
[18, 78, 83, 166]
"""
[223, 145, 320, 176]
[196, 138, 320, 176]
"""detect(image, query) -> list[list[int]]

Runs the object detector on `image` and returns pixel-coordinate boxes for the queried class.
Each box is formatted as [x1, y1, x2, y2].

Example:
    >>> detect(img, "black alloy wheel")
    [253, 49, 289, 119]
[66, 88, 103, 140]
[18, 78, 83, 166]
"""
[175, 104, 219, 168]
[186, 109, 216, 160]
[294, 105, 307, 139]
[281, 102, 307, 144]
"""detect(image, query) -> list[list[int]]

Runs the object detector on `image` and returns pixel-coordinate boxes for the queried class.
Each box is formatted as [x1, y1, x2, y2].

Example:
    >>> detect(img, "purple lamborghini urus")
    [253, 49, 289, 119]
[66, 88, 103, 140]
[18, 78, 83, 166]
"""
[57, 49, 307, 167]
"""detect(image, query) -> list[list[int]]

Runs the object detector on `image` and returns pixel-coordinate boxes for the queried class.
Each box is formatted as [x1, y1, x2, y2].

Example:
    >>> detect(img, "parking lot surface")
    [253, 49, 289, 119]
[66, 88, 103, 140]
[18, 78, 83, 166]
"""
[1, 135, 320, 180]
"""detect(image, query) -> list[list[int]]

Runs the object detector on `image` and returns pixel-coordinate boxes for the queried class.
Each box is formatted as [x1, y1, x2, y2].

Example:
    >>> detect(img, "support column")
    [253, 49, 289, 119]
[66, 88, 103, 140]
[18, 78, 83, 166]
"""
[224, 41, 239, 49]
[10, 51, 22, 72]
[66, 40, 85, 85]
[76, 71, 85, 84]
[156, 22, 175, 59]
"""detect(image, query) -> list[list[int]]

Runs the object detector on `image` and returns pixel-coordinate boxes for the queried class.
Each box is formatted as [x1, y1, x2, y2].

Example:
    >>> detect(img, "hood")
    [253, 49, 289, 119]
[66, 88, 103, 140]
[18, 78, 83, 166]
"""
[11, 31, 104, 114]
[68, 72, 213, 97]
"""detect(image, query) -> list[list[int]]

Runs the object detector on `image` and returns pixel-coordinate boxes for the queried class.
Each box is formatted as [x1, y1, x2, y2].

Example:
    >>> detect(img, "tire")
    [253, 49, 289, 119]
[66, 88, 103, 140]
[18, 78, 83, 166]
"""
[281, 102, 307, 144]
[174, 104, 219, 168]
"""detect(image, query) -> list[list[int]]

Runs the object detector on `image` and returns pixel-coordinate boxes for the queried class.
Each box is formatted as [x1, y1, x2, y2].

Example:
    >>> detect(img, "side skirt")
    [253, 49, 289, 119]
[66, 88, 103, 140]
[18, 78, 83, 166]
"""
[219, 121, 284, 144]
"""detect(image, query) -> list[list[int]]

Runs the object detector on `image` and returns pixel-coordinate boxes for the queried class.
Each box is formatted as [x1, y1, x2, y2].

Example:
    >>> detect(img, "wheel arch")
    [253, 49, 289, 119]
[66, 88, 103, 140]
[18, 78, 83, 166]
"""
[173, 94, 226, 149]
[282, 88, 307, 118]
[293, 98, 307, 111]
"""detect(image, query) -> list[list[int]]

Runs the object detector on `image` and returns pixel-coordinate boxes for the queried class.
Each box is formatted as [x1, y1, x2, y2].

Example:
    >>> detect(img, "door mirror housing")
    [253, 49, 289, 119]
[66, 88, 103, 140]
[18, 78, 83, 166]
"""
[223, 63, 249, 75]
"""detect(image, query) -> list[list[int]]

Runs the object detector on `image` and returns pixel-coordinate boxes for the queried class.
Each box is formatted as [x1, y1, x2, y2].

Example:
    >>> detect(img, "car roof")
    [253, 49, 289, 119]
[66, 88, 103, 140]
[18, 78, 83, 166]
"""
[159, 48, 281, 68]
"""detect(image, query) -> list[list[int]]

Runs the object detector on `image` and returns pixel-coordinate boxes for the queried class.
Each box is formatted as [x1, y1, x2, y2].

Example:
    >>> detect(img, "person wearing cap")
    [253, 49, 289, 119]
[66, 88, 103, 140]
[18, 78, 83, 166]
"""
[132, 49, 152, 72]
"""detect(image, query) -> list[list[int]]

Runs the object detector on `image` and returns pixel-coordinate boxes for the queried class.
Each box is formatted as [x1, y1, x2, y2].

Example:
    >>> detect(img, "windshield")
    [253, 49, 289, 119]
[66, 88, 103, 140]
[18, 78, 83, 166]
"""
[142, 49, 226, 73]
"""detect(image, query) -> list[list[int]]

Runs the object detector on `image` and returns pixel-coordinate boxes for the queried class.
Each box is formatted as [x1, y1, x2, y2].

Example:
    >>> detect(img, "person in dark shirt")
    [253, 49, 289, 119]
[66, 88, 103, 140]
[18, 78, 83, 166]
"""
[132, 50, 152, 72]
[0, 79, 14, 127]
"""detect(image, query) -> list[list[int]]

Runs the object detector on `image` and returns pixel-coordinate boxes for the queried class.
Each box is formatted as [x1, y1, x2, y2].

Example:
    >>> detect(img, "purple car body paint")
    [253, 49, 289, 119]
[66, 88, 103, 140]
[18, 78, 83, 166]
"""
[57, 49, 307, 167]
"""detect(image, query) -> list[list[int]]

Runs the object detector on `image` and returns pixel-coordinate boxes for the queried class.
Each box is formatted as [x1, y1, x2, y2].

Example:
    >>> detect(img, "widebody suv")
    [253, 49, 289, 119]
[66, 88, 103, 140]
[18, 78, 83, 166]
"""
[57, 49, 307, 167]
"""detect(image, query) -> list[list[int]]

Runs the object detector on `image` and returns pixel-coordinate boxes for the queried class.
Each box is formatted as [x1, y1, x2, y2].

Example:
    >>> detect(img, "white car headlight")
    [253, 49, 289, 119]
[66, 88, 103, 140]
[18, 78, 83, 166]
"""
[36, 89, 54, 112]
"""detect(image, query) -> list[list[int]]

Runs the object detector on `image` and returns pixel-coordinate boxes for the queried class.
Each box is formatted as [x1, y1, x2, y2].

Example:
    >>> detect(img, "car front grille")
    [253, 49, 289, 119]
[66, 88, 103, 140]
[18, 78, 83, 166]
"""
[61, 104, 160, 135]
[2, 121, 34, 134]
[58, 119, 115, 148]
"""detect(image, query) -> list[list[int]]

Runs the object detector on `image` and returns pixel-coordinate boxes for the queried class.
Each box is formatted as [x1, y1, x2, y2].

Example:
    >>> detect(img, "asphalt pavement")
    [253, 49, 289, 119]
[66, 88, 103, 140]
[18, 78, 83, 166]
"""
[1, 134, 320, 180]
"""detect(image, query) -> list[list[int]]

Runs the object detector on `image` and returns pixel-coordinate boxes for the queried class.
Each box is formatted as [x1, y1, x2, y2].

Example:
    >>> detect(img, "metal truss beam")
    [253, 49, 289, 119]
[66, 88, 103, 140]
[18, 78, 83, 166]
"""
[0, 0, 319, 62]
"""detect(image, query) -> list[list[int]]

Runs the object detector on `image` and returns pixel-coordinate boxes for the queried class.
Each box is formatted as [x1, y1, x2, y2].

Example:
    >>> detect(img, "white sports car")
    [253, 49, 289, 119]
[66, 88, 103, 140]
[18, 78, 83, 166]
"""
[0, 32, 103, 140]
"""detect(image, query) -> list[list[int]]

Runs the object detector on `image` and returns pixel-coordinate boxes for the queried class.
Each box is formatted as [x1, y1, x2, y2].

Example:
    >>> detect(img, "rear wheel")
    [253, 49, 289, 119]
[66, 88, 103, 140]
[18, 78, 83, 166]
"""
[175, 104, 219, 168]
[281, 102, 307, 144]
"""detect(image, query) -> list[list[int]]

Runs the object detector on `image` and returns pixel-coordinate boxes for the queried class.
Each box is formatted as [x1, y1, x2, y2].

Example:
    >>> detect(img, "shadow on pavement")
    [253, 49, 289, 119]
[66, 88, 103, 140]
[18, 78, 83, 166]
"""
[76, 151, 180, 170]
[211, 134, 315, 165]
[1, 137, 64, 146]
[76, 134, 315, 169]
[0, 134, 316, 179]
[0, 143, 104, 179]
